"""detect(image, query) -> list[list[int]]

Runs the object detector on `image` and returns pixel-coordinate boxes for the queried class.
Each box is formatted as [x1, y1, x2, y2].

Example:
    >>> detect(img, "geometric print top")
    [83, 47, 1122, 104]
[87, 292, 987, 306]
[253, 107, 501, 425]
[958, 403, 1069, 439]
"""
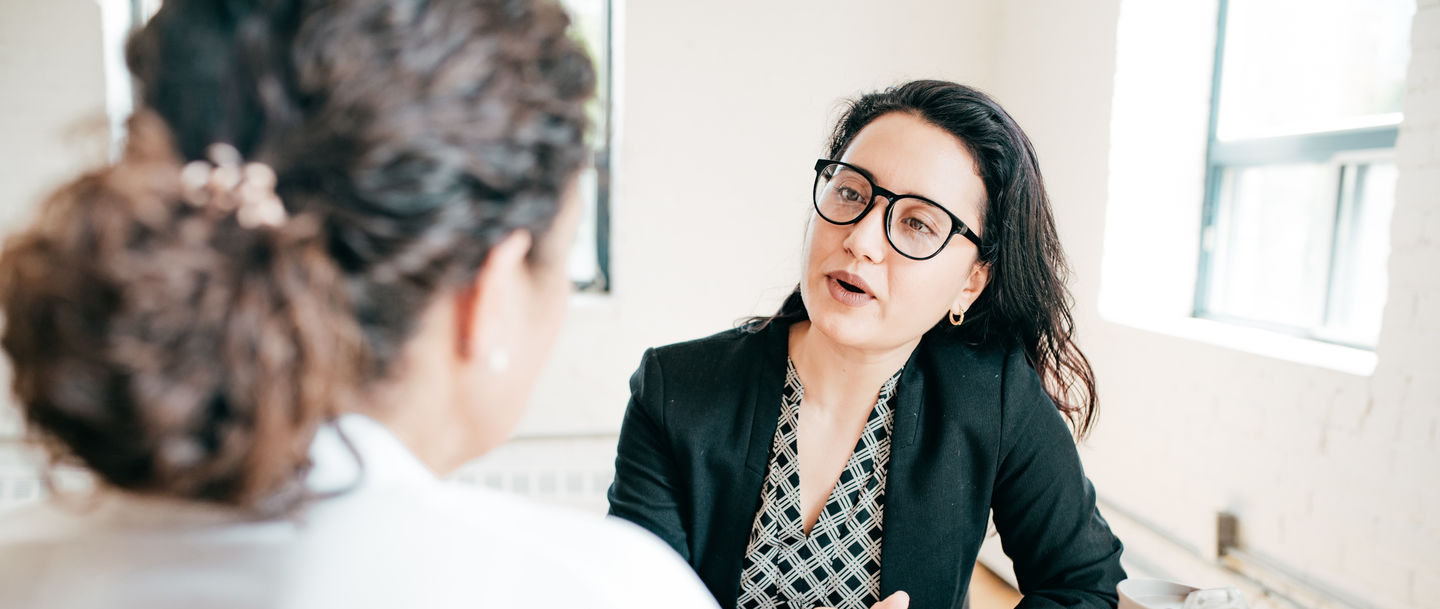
[736, 358, 902, 609]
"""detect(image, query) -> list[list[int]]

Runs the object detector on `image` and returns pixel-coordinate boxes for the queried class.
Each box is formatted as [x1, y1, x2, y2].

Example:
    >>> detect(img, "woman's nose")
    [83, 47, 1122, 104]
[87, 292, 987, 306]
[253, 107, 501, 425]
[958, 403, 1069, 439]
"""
[843, 198, 889, 264]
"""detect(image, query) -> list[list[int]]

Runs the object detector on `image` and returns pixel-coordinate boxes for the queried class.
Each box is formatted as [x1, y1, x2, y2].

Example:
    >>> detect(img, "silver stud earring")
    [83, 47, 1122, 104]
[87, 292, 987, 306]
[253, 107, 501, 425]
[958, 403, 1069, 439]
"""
[487, 349, 510, 373]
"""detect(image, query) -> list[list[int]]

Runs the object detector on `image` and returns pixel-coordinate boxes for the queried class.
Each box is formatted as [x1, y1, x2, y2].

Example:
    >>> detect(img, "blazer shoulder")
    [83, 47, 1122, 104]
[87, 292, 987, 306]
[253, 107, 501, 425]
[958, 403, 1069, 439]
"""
[916, 332, 1013, 378]
[650, 324, 759, 361]
[911, 334, 1026, 426]
[945, 339, 1054, 416]
[648, 325, 774, 381]
[636, 324, 781, 431]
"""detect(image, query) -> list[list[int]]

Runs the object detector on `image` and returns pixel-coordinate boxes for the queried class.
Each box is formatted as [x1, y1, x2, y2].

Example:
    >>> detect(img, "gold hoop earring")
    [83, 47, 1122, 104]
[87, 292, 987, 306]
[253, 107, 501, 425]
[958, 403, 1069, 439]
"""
[949, 308, 966, 326]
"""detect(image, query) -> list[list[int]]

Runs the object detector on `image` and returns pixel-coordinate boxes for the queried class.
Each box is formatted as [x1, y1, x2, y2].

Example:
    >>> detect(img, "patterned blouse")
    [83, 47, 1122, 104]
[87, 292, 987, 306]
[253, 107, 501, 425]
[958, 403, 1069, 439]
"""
[736, 358, 902, 609]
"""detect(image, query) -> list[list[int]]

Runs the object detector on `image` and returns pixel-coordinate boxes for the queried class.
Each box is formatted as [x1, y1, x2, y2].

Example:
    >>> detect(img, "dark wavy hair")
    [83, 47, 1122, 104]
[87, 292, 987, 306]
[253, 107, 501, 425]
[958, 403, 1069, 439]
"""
[760, 80, 1099, 438]
[0, 0, 594, 512]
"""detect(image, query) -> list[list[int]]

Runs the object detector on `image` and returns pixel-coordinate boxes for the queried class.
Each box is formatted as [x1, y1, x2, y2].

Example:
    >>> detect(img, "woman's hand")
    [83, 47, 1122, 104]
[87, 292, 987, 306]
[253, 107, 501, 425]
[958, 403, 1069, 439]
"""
[818, 591, 909, 609]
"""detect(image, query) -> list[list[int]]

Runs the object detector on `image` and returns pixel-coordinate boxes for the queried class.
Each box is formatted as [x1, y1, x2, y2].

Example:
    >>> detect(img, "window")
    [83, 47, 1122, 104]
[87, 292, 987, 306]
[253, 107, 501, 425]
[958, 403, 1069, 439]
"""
[561, 0, 613, 292]
[1195, 0, 1414, 348]
[112, 0, 613, 292]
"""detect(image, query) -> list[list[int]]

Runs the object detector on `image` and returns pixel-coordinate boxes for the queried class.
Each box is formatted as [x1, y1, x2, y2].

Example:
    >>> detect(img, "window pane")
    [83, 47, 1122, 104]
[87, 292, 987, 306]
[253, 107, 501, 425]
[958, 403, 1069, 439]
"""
[561, 0, 609, 287]
[1322, 162, 1397, 346]
[1216, 0, 1414, 140]
[567, 166, 601, 283]
[1203, 164, 1338, 329]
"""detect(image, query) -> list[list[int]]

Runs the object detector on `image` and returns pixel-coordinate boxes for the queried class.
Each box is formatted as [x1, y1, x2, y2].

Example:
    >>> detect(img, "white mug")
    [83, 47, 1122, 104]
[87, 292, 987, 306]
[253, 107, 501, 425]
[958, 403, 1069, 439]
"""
[1117, 579, 1200, 609]
[1118, 579, 1249, 609]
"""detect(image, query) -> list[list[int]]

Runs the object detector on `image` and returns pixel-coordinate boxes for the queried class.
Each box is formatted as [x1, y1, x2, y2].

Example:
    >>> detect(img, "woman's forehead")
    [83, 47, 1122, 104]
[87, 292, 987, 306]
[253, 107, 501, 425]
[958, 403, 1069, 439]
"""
[838, 112, 986, 218]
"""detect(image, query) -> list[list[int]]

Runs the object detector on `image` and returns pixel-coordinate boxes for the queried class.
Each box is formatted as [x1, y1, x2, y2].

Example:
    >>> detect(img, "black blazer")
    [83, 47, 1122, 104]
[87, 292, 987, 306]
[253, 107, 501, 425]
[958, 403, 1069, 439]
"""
[608, 319, 1125, 609]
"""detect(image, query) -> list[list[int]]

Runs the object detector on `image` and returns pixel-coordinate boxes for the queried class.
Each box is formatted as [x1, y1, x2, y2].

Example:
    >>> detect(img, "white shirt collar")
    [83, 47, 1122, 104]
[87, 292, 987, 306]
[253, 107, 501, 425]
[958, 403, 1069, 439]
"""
[305, 414, 439, 495]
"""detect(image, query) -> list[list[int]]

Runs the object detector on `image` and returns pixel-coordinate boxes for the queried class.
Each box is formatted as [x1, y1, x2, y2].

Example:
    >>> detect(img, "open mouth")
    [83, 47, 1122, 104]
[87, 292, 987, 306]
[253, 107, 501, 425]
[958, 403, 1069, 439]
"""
[826, 272, 874, 302]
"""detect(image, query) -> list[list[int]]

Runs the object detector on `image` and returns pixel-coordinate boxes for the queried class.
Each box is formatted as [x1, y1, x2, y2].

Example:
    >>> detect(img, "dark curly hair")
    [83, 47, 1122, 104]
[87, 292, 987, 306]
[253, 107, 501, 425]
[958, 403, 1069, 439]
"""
[0, 0, 595, 512]
[761, 80, 1099, 438]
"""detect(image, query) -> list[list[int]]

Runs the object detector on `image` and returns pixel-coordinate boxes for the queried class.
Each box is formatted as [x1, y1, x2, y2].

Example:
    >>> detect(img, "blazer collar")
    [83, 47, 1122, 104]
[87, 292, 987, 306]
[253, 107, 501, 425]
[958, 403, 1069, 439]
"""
[742, 319, 792, 475]
[878, 333, 981, 607]
[877, 349, 943, 601]
[699, 321, 789, 607]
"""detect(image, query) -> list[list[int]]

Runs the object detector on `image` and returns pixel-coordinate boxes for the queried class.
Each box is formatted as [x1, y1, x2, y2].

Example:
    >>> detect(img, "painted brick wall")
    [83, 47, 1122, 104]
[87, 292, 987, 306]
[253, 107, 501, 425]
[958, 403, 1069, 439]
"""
[1372, 0, 1440, 603]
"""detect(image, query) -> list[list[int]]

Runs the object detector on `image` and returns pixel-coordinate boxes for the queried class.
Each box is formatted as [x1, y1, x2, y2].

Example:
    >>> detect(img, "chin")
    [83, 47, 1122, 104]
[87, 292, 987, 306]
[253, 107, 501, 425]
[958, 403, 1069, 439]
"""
[806, 305, 881, 348]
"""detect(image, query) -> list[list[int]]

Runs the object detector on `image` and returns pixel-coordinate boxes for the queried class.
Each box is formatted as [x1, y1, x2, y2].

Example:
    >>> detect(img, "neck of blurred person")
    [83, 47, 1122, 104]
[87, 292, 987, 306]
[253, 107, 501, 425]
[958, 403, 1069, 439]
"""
[362, 188, 582, 475]
[365, 290, 494, 475]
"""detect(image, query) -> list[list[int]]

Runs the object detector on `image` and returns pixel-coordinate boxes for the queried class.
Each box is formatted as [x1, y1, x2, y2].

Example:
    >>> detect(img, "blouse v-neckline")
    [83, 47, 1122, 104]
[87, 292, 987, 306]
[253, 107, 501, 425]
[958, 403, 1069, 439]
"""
[735, 357, 902, 609]
[786, 358, 898, 539]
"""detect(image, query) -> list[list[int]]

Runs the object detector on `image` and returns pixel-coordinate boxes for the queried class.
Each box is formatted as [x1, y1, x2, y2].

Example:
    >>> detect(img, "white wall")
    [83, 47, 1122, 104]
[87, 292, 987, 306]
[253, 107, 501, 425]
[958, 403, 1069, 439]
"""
[0, 0, 111, 440]
[984, 1, 1440, 608]
[0, 1, 110, 228]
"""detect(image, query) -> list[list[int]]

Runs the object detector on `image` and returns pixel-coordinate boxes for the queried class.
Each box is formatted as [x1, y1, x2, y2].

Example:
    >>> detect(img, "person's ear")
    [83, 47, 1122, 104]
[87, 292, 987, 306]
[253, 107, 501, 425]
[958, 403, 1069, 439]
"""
[454, 230, 533, 362]
[950, 261, 991, 319]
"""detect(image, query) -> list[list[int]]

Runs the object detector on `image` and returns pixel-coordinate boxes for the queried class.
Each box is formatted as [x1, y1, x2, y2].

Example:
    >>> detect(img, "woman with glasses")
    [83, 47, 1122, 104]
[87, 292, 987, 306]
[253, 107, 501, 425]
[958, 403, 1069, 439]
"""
[608, 80, 1126, 609]
[0, 1, 717, 607]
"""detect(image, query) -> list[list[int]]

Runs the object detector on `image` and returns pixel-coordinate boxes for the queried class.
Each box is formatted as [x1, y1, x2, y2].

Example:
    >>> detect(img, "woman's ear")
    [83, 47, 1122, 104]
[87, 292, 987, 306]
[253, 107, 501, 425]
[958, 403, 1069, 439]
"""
[454, 230, 533, 362]
[951, 261, 991, 316]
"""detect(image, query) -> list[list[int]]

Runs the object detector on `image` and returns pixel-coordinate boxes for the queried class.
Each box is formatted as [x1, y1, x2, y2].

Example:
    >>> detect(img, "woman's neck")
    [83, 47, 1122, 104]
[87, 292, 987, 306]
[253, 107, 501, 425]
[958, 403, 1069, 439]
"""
[787, 321, 917, 417]
[358, 300, 472, 475]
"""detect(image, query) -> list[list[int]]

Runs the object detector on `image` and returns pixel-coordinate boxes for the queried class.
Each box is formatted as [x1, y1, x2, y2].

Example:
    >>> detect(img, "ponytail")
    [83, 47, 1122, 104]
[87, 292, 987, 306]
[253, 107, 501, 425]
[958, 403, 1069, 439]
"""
[0, 112, 362, 513]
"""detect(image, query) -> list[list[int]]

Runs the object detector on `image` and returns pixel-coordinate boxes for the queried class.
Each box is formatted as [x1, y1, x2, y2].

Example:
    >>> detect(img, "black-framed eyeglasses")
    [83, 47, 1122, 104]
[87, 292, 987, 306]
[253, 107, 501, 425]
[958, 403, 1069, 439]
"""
[811, 159, 983, 261]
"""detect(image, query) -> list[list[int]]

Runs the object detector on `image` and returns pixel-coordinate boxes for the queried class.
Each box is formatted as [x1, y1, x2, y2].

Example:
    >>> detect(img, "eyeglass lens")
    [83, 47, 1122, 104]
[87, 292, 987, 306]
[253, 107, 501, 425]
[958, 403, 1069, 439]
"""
[813, 162, 954, 259]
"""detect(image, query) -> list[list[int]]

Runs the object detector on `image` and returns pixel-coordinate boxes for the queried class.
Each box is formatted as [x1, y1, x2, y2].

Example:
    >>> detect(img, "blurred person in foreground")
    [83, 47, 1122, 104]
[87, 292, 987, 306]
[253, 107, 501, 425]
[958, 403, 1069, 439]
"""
[607, 81, 1126, 609]
[0, 0, 716, 607]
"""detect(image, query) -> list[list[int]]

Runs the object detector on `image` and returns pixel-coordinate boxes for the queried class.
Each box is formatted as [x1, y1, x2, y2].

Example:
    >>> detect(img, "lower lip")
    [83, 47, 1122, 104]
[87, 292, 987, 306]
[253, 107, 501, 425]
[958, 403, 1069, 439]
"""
[826, 275, 875, 307]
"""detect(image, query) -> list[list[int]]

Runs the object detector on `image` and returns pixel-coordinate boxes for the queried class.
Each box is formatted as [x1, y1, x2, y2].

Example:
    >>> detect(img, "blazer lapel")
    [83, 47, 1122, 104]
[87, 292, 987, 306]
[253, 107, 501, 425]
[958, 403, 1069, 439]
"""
[878, 344, 970, 608]
[701, 322, 788, 608]
[743, 324, 787, 476]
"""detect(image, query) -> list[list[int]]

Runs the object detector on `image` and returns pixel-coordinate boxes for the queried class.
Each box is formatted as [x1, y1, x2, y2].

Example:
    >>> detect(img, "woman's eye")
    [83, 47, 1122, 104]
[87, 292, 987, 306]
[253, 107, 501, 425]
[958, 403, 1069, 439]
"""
[837, 186, 864, 203]
[902, 216, 934, 234]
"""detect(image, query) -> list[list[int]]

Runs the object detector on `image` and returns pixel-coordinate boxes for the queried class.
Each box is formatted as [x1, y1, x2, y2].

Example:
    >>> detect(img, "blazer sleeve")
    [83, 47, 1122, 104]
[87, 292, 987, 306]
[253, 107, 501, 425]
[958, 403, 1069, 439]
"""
[991, 349, 1126, 609]
[607, 348, 692, 562]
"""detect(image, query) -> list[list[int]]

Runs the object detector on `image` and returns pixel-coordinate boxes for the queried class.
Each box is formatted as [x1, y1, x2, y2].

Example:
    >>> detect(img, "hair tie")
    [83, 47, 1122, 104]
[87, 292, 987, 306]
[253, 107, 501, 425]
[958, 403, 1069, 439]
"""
[179, 143, 288, 229]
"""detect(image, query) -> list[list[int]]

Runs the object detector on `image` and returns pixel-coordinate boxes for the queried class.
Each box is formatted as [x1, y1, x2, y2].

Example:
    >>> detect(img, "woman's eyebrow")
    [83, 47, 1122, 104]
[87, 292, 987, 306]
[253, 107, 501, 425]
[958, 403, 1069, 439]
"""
[844, 160, 880, 183]
[871, 167, 944, 204]
[846, 161, 909, 196]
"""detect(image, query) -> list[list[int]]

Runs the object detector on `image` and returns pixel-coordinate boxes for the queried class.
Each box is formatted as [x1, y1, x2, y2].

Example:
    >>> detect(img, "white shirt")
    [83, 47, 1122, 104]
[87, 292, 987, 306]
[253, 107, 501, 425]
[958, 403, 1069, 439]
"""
[0, 415, 719, 609]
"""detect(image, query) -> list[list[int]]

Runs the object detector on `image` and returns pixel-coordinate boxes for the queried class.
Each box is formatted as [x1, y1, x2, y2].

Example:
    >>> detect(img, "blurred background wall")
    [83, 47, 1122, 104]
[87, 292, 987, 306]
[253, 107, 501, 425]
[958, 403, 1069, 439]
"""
[1, 1, 1437, 608]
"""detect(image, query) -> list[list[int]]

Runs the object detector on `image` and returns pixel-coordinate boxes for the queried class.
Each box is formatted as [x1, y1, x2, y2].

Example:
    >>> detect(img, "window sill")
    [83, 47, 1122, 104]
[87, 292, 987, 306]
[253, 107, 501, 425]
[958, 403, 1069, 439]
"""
[569, 289, 615, 309]
[1099, 312, 1377, 377]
